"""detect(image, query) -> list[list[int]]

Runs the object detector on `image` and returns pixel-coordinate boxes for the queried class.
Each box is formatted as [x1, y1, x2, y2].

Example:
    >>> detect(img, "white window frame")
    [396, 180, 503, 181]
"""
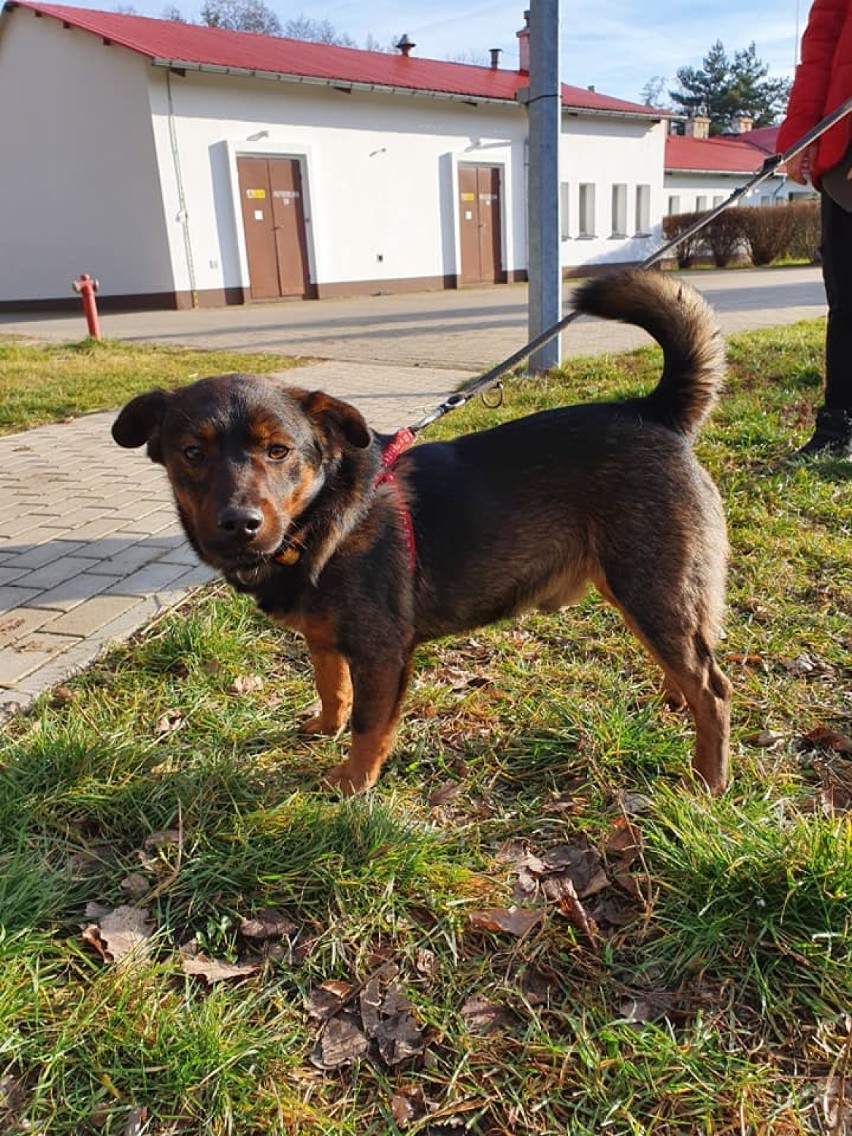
[611, 183, 628, 237]
[578, 183, 596, 238]
[667, 194, 681, 216]
[560, 182, 571, 240]
[635, 184, 651, 235]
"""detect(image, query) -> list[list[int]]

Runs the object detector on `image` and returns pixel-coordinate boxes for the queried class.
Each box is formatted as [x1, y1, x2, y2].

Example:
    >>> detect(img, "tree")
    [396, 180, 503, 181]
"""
[200, 0, 281, 35]
[283, 14, 356, 46]
[668, 40, 791, 133]
[161, 4, 186, 20]
[639, 75, 669, 108]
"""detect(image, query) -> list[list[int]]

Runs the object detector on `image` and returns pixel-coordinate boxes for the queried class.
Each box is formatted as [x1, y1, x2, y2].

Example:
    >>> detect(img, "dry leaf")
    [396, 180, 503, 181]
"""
[468, 907, 541, 937]
[120, 872, 151, 900]
[143, 829, 181, 850]
[390, 1086, 427, 1129]
[781, 653, 834, 677]
[460, 994, 518, 1035]
[428, 780, 463, 807]
[239, 909, 296, 940]
[82, 905, 153, 966]
[725, 652, 766, 668]
[124, 1105, 148, 1136]
[229, 674, 264, 694]
[804, 728, 852, 754]
[305, 980, 353, 1021]
[744, 729, 786, 749]
[181, 954, 259, 983]
[606, 817, 643, 862]
[375, 1009, 426, 1064]
[415, 947, 438, 978]
[311, 1016, 369, 1069]
[155, 709, 184, 735]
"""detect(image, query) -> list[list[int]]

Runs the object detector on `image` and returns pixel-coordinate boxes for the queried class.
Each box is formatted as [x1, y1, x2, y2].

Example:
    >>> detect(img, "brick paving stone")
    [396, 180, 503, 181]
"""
[0, 585, 41, 612]
[0, 567, 30, 586]
[44, 594, 141, 637]
[93, 543, 171, 576]
[0, 632, 81, 686]
[0, 542, 87, 570]
[0, 607, 59, 648]
[28, 573, 116, 612]
[104, 560, 196, 598]
[16, 556, 100, 590]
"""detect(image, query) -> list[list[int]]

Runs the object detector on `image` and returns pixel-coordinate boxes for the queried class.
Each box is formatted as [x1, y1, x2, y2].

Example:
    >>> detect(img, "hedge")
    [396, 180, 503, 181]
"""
[662, 200, 821, 268]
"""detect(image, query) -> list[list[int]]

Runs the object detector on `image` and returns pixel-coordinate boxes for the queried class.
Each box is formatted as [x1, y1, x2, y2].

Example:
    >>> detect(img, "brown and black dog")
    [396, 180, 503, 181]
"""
[113, 270, 731, 795]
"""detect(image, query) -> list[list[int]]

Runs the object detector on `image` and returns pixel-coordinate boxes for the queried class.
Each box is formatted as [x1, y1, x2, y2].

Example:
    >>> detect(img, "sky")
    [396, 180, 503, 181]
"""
[85, 0, 809, 106]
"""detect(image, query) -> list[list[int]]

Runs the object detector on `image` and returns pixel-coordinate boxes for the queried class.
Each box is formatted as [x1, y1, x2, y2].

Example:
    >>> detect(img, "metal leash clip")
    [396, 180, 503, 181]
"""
[480, 380, 504, 409]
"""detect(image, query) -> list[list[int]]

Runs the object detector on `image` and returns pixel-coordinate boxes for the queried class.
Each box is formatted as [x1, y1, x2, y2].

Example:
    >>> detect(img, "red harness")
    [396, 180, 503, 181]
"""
[373, 428, 417, 575]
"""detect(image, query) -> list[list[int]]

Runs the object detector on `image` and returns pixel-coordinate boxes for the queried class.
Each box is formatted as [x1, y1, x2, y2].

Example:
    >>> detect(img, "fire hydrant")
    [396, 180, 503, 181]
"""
[71, 273, 102, 340]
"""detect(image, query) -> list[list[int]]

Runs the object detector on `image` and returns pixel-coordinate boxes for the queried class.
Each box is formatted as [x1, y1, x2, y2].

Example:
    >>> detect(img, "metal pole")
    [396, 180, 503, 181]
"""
[525, 0, 561, 373]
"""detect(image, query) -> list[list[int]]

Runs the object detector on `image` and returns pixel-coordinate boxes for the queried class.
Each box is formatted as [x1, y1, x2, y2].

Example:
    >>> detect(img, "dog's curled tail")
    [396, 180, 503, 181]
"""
[572, 269, 725, 438]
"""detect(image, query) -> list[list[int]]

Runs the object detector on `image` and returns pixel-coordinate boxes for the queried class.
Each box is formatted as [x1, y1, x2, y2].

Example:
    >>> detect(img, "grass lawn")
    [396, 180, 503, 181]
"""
[0, 321, 850, 1134]
[0, 339, 308, 436]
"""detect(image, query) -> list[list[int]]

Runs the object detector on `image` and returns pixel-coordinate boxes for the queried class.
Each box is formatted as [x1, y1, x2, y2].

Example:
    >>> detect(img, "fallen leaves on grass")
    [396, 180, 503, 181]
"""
[180, 953, 260, 984]
[459, 994, 520, 1035]
[229, 673, 265, 694]
[308, 964, 428, 1071]
[468, 907, 542, 937]
[239, 908, 297, 940]
[81, 904, 153, 966]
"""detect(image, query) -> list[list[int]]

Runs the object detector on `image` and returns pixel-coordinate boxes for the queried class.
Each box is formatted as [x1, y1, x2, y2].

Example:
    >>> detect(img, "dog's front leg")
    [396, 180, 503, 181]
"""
[325, 653, 412, 795]
[299, 644, 353, 736]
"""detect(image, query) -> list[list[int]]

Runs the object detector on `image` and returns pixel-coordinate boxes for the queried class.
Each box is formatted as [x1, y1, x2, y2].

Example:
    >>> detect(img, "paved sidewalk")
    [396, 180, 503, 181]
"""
[0, 267, 828, 717]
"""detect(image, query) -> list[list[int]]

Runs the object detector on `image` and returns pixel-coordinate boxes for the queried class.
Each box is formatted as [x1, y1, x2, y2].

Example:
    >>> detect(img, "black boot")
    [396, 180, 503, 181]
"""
[793, 407, 852, 460]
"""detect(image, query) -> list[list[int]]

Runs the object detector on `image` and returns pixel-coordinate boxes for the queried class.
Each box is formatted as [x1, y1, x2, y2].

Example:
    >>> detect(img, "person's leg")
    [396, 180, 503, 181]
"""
[796, 189, 852, 456]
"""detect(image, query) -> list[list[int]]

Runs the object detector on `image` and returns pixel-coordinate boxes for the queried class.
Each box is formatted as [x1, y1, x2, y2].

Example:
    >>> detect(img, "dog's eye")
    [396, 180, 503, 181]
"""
[184, 445, 204, 463]
[267, 444, 290, 461]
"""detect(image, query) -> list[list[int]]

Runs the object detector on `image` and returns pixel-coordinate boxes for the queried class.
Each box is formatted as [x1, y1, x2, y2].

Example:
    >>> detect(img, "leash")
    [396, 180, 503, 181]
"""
[374, 97, 852, 574]
[398, 96, 852, 437]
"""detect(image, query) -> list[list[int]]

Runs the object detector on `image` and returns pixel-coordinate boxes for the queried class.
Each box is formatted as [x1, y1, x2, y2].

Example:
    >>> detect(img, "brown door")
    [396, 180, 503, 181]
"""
[458, 165, 504, 285]
[237, 156, 312, 300]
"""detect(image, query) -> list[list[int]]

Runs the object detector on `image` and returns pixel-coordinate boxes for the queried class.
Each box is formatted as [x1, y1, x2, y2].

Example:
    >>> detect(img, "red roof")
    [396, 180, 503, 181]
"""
[5, 0, 661, 116]
[665, 133, 776, 174]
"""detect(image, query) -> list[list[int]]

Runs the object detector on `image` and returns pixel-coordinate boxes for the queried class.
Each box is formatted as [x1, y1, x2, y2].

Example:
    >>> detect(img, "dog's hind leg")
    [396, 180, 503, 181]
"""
[325, 653, 413, 795]
[594, 573, 731, 794]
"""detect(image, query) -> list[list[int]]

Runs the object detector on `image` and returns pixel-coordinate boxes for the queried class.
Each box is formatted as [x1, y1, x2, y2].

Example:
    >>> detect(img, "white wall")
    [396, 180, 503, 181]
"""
[0, 9, 173, 303]
[559, 116, 667, 268]
[147, 68, 529, 297]
[663, 171, 813, 212]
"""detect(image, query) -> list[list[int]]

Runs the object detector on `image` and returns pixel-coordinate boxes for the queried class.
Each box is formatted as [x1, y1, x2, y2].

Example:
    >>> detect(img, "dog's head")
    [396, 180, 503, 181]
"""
[113, 374, 371, 581]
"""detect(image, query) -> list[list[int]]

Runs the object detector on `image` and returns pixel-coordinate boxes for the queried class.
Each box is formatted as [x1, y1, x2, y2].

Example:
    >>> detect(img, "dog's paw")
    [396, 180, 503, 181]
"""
[298, 713, 339, 736]
[324, 761, 376, 796]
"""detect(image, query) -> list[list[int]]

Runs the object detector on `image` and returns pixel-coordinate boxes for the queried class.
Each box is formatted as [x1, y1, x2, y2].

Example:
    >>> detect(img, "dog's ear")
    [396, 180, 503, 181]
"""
[301, 390, 371, 449]
[112, 389, 170, 462]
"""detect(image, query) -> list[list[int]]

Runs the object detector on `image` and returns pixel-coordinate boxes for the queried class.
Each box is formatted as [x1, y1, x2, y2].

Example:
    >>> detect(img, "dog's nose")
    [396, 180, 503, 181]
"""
[218, 505, 264, 539]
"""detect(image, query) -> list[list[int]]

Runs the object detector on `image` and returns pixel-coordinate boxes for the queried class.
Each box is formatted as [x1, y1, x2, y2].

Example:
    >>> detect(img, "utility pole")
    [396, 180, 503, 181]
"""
[520, 0, 561, 373]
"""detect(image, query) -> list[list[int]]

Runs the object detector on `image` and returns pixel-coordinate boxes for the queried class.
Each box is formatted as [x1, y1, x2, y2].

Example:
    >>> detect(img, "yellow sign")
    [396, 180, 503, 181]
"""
[461, 192, 475, 201]
[246, 189, 267, 199]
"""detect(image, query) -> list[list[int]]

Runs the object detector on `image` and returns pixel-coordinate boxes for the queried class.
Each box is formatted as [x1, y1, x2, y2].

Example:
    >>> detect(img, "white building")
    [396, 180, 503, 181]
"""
[0, 1, 669, 310]
[664, 121, 814, 215]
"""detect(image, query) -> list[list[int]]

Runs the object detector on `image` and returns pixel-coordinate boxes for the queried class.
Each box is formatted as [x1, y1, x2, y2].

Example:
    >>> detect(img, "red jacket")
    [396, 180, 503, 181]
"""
[777, 0, 852, 183]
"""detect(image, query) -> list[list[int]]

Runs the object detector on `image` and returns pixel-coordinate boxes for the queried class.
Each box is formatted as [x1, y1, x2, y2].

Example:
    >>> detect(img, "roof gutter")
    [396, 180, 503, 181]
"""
[666, 166, 768, 176]
[150, 58, 517, 107]
[149, 58, 663, 120]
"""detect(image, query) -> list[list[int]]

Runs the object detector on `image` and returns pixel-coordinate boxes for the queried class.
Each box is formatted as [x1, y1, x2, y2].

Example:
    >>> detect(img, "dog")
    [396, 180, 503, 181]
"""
[112, 270, 731, 795]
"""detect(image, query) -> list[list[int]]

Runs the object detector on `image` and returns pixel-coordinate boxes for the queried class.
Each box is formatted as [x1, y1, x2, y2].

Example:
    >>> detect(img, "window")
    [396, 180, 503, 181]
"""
[713, 195, 724, 208]
[667, 194, 681, 216]
[560, 182, 571, 240]
[696, 195, 708, 212]
[760, 195, 772, 207]
[635, 184, 651, 234]
[611, 183, 627, 237]
[578, 183, 596, 237]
